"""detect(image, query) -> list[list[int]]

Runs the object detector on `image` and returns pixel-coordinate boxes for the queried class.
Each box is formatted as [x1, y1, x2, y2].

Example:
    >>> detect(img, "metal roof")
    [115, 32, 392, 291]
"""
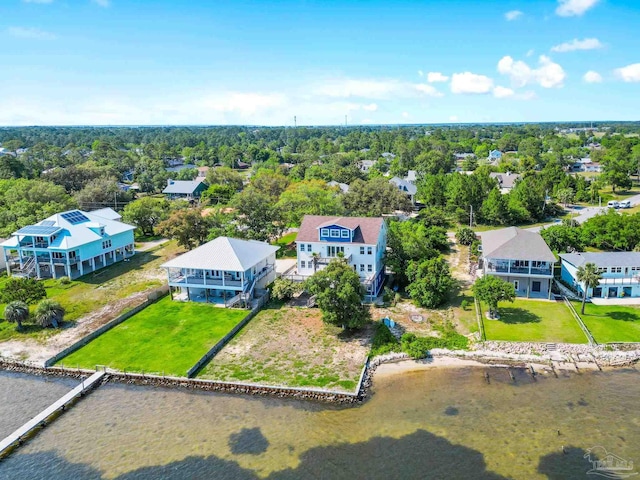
[161, 237, 280, 272]
[480, 227, 556, 263]
[162, 180, 207, 194]
[559, 252, 640, 269]
[389, 177, 417, 195]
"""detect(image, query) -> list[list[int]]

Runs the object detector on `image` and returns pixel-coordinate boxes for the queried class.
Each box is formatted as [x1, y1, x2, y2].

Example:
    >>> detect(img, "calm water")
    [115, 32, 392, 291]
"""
[0, 366, 639, 479]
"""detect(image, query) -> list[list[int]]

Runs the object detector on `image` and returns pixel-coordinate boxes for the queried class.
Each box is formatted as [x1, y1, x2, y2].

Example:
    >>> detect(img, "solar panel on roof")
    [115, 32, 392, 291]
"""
[41, 220, 56, 226]
[61, 211, 90, 225]
[16, 226, 61, 236]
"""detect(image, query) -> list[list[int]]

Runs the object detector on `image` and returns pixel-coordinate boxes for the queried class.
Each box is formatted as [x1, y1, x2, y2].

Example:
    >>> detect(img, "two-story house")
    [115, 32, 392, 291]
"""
[161, 236, 279, 307]
[559, 252, 640, 300]
[294, 215, 387, 299]
[479, 227, 556, 298]
[162, 179, 208, 201]
[1, 208, 135, 280]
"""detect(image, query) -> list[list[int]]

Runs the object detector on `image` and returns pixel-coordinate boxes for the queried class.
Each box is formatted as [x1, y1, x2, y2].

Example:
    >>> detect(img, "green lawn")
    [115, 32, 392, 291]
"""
[0, 241, 182, 343]
[483, 298, 588, 343]
[573, 302, 640, 343]
[57, 297, 248, 376]
[273, 231, 298, 258]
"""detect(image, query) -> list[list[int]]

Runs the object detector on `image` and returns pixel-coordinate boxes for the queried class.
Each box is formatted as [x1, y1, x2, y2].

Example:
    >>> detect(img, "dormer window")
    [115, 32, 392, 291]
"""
[320, 228, 329, 237]
[341, 230, 349, 239]
[330, 230, 340, 238]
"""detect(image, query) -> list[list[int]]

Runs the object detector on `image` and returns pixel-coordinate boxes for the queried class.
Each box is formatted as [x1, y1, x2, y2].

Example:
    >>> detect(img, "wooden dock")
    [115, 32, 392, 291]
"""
[0, 371, 106, 459]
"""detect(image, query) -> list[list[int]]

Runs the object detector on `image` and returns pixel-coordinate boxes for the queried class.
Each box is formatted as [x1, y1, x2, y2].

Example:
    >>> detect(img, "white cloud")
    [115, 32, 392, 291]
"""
[92, 0, 110, 6]
[497, 55, 565, 88]
[313, 78, 443, 99]
[6, 26, 56, 40]
[426, 72, 449, 83]
[362, 103, 378, 112]
[505, 10, 523, 21]
[614, 63, 640, 82]
[493, 86, 515, 98]
[556, 0, 599, 17]
[450, 72, 494, 94]
[551, 38, 603, 53]
[418, 70, 424, 77]
[526, 49, 535, 57]
[583, 70, 602, 83]
[22, 0, 54, 4]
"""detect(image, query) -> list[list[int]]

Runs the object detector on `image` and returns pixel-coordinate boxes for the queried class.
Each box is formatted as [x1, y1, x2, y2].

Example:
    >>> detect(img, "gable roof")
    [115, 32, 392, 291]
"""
[1, 209, 135, 250]
[559, 252, 640, 269]
[90, 207, 122, 221]
[389, 177, 417, 195]
[297, 215, 384, 245]
[489, 172, 521, 189]
[327, 181, 350, 193]
[163, 179, 207, 194]
[161, 236, 279, 271]
[480, 227, 556, 262]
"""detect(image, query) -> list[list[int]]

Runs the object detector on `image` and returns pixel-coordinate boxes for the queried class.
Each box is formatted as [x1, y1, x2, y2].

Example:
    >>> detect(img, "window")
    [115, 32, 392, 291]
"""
[307, 244, 312, 252]
[360, 247, 365, 255]
[52, 252, 65, 259]
[69, 251, 77, 259]
[360, 264, 365, 272]
[102, 239, 112, 249]
[367, 247, 372, 255]
[367, 264, 373, 272]
[612, 267, 622, 273]
[632, 266, 640, 272]
[330, 229, 340, 238]
[320, 228, 329, 237]
[597, 267, 607, 274]
[341, 230, 349, 238]
[300, 261, 306, 269]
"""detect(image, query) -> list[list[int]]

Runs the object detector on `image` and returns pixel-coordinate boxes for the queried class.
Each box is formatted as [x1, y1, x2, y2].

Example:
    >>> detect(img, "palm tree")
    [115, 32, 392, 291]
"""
[576, 262, 602, 314]
[3, 301, 29, 331]
[34, 299, 65, 328]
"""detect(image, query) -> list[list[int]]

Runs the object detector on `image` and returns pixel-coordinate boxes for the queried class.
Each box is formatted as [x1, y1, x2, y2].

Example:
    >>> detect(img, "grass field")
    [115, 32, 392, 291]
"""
[482, 298, 587, 343]
[0, 241, 182, 342]
[573, 302, 640, 343]
[198, 302, 371, 392]
[273, 231, 297, 258]
[57, 296, 248, 376]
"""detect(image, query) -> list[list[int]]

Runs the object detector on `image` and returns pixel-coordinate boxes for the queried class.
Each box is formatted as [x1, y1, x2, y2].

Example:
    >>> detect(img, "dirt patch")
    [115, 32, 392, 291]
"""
[199, 304, 373, 392]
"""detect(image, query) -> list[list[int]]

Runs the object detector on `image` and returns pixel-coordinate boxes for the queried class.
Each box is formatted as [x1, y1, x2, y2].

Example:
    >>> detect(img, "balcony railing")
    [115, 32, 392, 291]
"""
[485, 261, 552, 276]
[168, 274, 247, 288]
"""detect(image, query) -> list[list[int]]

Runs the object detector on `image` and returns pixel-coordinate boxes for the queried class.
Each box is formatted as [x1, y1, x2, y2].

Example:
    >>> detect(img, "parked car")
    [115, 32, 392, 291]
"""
[607, 200, 619, 209]
[619, 200, 631, 209]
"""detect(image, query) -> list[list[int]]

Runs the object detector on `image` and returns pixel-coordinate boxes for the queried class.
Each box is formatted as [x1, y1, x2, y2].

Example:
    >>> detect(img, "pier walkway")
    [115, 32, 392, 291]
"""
[0, 371, 106, 458]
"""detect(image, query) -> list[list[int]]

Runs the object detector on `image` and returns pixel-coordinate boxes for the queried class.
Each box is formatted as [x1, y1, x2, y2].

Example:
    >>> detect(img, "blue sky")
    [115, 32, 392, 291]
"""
[0, 0, 639, 126]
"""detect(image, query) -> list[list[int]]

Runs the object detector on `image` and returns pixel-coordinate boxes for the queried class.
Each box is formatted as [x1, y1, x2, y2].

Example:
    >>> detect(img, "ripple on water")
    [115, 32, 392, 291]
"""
[0, 366, 638, 480]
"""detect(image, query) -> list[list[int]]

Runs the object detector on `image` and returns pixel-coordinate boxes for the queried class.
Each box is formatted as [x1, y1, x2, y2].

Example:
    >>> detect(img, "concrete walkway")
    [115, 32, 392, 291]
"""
[591, 297, 640, 306]
[136, 238, 169, 252]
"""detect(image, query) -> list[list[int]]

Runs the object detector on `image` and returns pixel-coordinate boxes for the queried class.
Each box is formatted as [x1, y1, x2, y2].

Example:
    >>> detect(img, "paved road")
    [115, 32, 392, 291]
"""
[527, 193, 640, 233]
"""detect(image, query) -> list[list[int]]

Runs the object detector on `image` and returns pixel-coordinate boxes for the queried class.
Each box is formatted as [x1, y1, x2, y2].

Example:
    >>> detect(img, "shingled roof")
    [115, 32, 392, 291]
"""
[296, 215, 384, 245]
[480, 227, 556, 263]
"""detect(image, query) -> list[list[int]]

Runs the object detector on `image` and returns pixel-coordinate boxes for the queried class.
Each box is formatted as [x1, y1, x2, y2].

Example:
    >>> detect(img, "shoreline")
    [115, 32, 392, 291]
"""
[373, 357, 490, 377]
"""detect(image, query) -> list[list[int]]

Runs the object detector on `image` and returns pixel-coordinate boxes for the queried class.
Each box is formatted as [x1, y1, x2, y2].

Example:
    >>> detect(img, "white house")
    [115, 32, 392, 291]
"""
[560, 252, 640, 300]
[489, 172, 521, 194]
[293, 215, 387, 299]
[479, 227, 556, 298]
[161, 236, 279, 307]
[1, 208, 135, 280]
[389, 176, 417, 204]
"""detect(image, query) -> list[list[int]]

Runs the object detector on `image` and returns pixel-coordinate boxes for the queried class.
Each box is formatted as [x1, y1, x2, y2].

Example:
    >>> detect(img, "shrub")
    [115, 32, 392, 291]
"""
[370, 322, 400, 356]
[460, 299, 469, 310]
[270, 278, 302, 301]
[58, 276, 71, 285]
[34, 299, 65, 328]
[455, 227, 477, 246]
[400, 328, 468, 359]
[0, 277, 46, 304]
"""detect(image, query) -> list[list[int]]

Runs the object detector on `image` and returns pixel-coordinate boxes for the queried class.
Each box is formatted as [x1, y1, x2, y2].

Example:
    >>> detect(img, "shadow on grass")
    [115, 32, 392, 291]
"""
[494, 308, 542, 324]
[606, 311, 640, 322]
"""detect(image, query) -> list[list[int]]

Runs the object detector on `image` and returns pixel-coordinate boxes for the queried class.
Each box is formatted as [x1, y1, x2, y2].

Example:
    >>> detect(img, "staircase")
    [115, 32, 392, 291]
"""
[14, 256, 36, 278]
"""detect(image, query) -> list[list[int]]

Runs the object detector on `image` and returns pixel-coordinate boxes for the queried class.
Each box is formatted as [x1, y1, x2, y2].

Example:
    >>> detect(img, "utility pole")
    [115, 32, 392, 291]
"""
[114, 191, 117, 210]
[345, 115, 348, 127]
[294, 115, 297, 128]
[469, 204, 473, 227]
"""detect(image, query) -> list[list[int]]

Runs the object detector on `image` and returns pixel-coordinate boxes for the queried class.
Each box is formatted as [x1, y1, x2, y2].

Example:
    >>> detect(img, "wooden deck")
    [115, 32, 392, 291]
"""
[0, 371, 106, 459]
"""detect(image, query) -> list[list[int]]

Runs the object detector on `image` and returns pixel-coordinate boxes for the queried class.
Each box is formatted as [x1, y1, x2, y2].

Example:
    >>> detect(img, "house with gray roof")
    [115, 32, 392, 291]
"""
[1, 209, 135, 280]
[489, 172, 521, 194]
[162, 178, 208, 201]
[559, 252, 640, 300]
[327, 180, 350, 193]
[479, 227, 556, 298]
[161, 236, 279, 306]
[389, 176, 417, 204]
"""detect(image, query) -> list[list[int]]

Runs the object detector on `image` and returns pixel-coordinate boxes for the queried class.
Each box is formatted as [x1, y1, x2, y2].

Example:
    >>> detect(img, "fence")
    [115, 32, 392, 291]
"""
[186, 291, 270, 378]
[562, 295, 596, 346]
[474, 297, 486, 341]
[44, 286, 169, 367]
